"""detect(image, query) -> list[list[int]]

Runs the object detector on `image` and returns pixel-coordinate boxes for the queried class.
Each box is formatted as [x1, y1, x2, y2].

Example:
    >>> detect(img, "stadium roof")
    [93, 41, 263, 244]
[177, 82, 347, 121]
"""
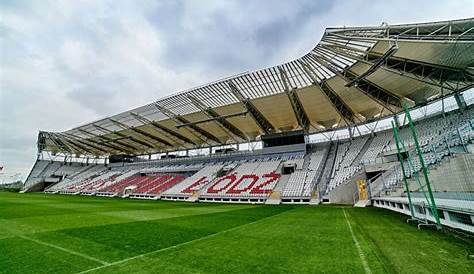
[38, 18, 474, 157]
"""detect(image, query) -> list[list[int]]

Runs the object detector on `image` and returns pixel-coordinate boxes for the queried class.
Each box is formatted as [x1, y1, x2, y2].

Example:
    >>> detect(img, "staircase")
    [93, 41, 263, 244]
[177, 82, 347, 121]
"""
[265, 191, 282, 205]
[273, 174, 290, 192]
[265, 174, 290, 204]
[319, 142, 337, 196]
[186, 192, 200, 202]
[352, 136, 373, 165]
[309, 190, 320, 205]
[302, 153, 312, 170]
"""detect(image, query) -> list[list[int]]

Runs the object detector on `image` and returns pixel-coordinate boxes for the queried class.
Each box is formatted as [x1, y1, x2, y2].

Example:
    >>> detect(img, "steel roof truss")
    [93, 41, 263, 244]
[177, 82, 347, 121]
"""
[57, 134, 97, 155]
[109, 118, 172, 147]
[92, 124, 150, 151]
[65, 132, 117, 154]
[187, 95, 247, 141]
[155, 103, 221, 144]
[72, 131, 129, 153]
[313, 47, 402, 111]
[130, 112, 197, 146]
[227, 81, 275, 135]
[279, 67, 311, 131]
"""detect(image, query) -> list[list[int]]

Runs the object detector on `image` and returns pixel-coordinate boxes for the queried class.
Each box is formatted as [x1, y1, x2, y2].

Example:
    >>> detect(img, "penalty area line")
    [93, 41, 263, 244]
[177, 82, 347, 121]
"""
[76, 209, 293, 274]
[19, 235, 109, 265]
[343, 209, 372, 274]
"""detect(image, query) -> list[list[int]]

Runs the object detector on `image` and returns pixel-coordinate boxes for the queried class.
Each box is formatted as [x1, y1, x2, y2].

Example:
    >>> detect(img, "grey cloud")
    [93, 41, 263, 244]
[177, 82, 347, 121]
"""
[149, 0, 335, 74]
[66, 86, 121, 116]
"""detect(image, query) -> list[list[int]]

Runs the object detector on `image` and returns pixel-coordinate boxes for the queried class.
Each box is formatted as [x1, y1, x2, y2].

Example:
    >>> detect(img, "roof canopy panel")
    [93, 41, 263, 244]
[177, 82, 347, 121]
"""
[40, 18, 474, 157]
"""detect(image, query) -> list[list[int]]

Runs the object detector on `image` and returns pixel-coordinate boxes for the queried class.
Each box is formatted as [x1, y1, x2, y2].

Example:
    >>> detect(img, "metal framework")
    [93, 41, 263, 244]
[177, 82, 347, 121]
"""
[108, 118, 173, 147]
[319, 81, 356, 124]
[37, 18, 474, 157]
[129, 112, 197, 146]
[155, 104, 221, 144]
[186, 95, 248, 141]
[279, 67, 311, 131]
[77, 128, 138, 153]
[228, 81, 276, 134]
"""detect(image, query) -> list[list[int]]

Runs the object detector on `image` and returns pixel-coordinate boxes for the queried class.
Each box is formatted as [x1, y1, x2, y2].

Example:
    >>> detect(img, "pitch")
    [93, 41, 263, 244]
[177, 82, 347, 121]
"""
[0, 192, 472, 274]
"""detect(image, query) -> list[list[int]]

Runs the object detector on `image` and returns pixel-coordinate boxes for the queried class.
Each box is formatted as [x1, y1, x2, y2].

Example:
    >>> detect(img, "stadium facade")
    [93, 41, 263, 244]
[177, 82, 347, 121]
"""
[24, 19, 474, 232]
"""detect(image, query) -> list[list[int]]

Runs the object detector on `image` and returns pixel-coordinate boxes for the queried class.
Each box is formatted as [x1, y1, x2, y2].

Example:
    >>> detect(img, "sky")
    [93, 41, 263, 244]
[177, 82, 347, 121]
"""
[1, 0, 473, 180]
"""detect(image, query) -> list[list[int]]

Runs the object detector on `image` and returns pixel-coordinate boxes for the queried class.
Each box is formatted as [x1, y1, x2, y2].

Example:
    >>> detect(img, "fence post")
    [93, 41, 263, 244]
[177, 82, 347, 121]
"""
[431, 144, 440, 163]
[457, 128, 467, 152]
[391, 121, 416, 218]
[403, 103, 441, 229]
[444, 136, 451, 155]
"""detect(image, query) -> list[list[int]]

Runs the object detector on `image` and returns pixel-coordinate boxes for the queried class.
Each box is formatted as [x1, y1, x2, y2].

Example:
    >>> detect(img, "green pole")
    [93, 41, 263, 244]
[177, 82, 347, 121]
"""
[397, 128, 431, 213]
[403, 104, 442, 229]
[391, 121, 416, 218]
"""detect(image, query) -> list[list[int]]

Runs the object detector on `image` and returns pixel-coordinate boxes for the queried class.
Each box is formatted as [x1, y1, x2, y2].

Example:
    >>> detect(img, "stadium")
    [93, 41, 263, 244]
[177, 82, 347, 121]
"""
[2, 15, 474, 274]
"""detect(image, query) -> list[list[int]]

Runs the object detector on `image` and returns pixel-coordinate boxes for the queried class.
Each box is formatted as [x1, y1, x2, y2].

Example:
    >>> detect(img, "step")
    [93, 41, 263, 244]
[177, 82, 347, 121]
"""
[352, 137, 372, 165]
[354, 200, 371, 207]
[186, 192, 200, 202]
[273, 174, 290, 192]
[308, 190, 320, 205]
[265, 191, 281, 205]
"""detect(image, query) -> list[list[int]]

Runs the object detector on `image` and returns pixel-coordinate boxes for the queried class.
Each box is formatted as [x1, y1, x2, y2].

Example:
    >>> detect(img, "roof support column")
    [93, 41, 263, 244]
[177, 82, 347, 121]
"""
[454, 92, 467, 111]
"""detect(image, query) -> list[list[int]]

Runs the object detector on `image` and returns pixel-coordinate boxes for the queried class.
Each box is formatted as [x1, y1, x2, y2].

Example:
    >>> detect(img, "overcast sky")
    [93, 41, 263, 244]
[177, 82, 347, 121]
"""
[0, 0, 472, 179]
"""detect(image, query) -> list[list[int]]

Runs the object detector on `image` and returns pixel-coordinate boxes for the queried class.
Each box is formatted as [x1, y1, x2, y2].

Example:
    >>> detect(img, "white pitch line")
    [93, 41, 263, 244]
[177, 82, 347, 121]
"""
[343, 209, 372, 274]
[19, 235, 108, 265]
[76, 209, 292, 274]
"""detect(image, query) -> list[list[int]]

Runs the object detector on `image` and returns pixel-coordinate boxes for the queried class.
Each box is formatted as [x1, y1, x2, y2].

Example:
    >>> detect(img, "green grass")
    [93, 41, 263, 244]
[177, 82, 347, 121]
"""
[0, 192, 472, 274]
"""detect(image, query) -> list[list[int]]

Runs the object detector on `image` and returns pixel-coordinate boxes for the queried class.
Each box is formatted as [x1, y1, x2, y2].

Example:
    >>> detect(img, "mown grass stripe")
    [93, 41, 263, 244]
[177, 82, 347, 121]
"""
[18, 235, 109, 265]
[75, 208, 293, 274]
[343, 209, 372, 274]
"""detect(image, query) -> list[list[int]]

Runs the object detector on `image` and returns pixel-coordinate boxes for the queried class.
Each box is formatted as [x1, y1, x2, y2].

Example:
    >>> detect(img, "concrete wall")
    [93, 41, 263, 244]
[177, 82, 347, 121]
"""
[329, 172, 366, 205]
[365, 162, 398, 173]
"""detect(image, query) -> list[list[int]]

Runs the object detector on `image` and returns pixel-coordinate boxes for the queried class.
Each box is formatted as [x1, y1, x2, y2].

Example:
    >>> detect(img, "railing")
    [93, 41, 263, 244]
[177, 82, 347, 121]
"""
[367, 165, 400, 198]
[115, 149, 305, 168]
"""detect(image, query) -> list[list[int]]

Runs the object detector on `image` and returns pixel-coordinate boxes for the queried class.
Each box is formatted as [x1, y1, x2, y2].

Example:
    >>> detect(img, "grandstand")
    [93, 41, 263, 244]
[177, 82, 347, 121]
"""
[23, 18, 474, 234]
